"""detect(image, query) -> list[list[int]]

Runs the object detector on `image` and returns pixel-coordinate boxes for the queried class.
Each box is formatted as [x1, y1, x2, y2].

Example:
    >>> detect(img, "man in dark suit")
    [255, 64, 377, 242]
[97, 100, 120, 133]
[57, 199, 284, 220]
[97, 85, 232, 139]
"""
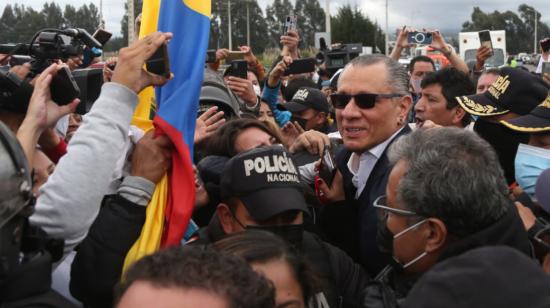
[318, 54, 412, 277]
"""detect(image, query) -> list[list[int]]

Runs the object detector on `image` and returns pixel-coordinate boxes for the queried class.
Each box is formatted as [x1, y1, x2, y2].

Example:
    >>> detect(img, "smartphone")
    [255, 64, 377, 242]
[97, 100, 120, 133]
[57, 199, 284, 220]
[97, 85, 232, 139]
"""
[225, 51, 245, 62]
[407, 31, 433, 45]
[229, 60, 248, 79]
[92, 28, 112, 46]
[541, 38, 550, 53]
[319, 145, 336, 186]
[543, 62, 550, 76]
[478, 30, 494, 56]
[146, 43, 171, 78]
[206, 50, 217, 63]
[50, 66, 81, 105]
[284, 58, 316, 76]
[283, 15, 298, 34]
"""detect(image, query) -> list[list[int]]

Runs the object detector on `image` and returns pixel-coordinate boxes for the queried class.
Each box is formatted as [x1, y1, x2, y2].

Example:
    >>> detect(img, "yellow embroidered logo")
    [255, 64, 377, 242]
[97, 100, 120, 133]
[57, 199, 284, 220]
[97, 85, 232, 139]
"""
[488, 75, 510, 100]
[460, 97, 498, 114]
[541, 93, 550, 109]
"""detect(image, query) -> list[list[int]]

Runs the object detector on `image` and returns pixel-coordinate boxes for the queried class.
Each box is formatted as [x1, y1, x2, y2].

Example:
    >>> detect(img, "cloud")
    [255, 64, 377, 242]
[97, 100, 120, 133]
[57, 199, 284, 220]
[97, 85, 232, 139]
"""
[2, 0, 549, 38]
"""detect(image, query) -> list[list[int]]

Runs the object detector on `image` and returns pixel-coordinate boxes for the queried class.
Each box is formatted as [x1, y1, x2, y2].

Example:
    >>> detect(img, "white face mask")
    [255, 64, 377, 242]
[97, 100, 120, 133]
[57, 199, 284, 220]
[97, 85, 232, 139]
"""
[253, 84, 261, 97]
[410, 78, 422, 94]
[393, 219, 428, 270]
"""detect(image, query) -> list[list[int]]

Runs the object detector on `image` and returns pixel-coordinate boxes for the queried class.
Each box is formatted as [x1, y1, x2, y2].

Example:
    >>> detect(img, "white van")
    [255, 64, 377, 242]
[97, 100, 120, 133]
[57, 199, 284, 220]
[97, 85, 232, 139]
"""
[459, 30, 506, 68]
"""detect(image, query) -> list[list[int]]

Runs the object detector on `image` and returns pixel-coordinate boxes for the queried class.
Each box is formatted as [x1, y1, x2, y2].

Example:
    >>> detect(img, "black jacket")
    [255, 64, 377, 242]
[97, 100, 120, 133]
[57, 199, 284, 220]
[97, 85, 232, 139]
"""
[192, 215, 369, 308]
[70, 194, 146, 308]
[323, 126, 411, 277]
[361, 202, 533, 308]
[1, 252, 78, 308]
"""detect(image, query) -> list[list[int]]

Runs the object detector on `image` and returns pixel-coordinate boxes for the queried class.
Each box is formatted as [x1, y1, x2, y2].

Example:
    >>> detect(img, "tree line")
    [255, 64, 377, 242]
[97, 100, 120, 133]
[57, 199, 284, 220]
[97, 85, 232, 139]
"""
[461, 4, 550, 54]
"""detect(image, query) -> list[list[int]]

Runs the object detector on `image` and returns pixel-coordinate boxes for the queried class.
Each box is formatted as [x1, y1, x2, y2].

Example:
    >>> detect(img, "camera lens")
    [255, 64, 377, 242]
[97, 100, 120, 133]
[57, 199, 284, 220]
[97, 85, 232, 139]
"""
[414, 33, 426, 44]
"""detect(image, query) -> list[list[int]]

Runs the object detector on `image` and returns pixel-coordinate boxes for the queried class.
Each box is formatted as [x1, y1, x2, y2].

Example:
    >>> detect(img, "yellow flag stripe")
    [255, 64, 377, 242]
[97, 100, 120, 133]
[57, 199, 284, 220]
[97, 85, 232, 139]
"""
[183, 0, 211, 17]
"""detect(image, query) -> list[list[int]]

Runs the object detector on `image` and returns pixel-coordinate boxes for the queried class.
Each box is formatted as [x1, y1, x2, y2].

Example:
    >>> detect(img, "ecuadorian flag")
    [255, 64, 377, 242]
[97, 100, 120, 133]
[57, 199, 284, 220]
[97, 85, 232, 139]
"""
[123, 0, 211, 271]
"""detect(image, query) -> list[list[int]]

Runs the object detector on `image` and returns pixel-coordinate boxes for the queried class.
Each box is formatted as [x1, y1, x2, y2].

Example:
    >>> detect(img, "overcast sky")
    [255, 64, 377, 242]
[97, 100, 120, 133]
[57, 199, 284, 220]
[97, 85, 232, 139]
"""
[1, 0, 550, 37]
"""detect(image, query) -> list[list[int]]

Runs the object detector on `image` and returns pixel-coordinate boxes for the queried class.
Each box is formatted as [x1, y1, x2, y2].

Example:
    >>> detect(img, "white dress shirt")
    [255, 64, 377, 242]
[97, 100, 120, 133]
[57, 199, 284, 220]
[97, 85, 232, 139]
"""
[347, 127, 404, 199]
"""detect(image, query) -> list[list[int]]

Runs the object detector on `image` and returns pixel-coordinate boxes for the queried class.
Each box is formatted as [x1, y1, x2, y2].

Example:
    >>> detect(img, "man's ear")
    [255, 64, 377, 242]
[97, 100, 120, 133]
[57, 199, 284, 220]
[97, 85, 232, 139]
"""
[398, 95, 413, 123]
[424, 218, 447, 253]
[216, 204, 235, 234]
[452, 106, 467, 126]
[316, 112, 327, 125]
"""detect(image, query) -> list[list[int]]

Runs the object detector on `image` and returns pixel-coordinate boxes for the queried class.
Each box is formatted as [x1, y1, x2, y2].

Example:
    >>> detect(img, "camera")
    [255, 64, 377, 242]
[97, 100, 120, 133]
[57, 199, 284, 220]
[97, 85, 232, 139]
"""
[316, 42, 362, 76]
[407, 31, 433, 45]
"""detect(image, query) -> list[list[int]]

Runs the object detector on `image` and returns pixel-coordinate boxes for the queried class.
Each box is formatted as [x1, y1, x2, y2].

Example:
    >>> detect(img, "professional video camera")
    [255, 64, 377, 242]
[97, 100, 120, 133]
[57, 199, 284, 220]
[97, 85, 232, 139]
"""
[0, 28, 103, 114]
[316, 38, 362, 76]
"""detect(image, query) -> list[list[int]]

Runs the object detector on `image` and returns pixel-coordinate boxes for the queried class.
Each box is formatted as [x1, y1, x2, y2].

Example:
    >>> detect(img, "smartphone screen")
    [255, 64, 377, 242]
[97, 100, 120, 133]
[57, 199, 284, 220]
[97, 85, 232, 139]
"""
[319, 145, 336, 186]
[284, 58, 316, 76]
[225, 51, 245, 62]
[93, 29, 112, 46]
[146, 43, 171, 78]
[229, 60, 248, 79]
[478, 30, 493, 55]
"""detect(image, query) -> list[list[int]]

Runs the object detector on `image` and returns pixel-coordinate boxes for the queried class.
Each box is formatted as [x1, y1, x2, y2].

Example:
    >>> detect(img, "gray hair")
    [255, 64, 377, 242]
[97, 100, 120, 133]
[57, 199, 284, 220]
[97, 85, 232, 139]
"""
[341, 54, 410, 95]
[387, 127, 509, 236]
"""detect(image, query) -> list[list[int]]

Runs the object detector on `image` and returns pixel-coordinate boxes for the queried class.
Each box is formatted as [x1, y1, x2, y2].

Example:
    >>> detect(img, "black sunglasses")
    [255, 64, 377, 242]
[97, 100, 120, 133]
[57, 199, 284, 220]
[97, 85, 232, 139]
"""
[330, 92, 404, 109]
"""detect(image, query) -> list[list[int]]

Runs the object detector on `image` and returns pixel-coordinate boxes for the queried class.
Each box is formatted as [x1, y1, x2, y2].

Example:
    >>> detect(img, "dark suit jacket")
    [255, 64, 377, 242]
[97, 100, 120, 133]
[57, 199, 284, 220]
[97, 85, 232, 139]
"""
[326, 125, 411, 277]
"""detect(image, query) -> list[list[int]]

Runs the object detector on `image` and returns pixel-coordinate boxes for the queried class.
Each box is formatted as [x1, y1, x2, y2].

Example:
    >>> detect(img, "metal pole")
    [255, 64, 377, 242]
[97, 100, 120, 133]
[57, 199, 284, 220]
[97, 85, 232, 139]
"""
[99, 0, 104, 28]
[534, 10, 538, 54]
[325, 0, 331, 34]
[385, 0, 389, 55]
[128, 0, 134, 44]
[246, 2, 250, 46]
[228, 0, 232, 50]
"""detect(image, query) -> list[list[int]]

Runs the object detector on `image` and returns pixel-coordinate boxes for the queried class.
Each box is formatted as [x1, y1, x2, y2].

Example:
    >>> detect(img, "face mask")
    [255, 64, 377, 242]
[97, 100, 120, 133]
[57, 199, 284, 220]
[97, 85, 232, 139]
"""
[247, 224, 304, 249]
[253, 84, 261, 97]
[376, 219, 428, 272]
[515, 143, 550, 197]
[474, 119, 529, 185]
[290, 116, 309, 130]
[410, 78, 422, 94]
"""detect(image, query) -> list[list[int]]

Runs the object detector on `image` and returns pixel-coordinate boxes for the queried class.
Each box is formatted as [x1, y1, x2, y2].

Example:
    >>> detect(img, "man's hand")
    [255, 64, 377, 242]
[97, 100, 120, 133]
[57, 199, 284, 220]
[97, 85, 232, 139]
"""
[316, 169, 345, 203]
[131, 130, 173, 184]
[281, 30, 300, 58]
[226, 76, 257, 107]
[195, 106, 225, 145]
[417, 120, 442, 130]
[515, 202, 536, 230]
[429, 30, 452, 56]
[216, 48, 230, 62]
[112, 31, 173, 94]
[289, 130, 330, 155]
[475, 46, 492, 71]
[9, 63, 32, 80]
[281, 121, 305, 148]
[23, 63, 80, 132]
[103, 57, 118, 83]
[268, 56, 293, 88]
[239, 45, 257, 65]
[65, 55, 83, 71]
[17, 63, 79, 165]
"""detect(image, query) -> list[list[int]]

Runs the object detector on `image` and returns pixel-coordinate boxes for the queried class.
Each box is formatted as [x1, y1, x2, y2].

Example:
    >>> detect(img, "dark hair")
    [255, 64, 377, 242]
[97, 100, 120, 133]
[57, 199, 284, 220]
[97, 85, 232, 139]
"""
[213, 230, 321, 303]
[421, 68, 475, 127]
[409, 55, 436, 73]
[388, 128, 509, 237]
[204, 118, 282, 157]
[115, 246, 275, 308]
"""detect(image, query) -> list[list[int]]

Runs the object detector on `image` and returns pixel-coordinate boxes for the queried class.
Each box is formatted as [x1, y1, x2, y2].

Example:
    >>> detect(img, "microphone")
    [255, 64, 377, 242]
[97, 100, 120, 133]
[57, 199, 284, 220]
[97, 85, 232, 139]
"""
[62, 28, 102, 49]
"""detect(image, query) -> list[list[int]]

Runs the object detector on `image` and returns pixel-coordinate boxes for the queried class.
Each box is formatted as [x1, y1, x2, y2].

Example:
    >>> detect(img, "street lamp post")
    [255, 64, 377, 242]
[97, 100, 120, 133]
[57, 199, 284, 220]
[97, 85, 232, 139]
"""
[385, 0, 389, 55]
[534, 9, 538, 54]
[228, 0, 232, 50]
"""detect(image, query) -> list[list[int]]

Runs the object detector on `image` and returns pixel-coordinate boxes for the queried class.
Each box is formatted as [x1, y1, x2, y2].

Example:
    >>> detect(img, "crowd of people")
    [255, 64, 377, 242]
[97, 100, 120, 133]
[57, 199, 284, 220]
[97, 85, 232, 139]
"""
[2, 17, 550, 308]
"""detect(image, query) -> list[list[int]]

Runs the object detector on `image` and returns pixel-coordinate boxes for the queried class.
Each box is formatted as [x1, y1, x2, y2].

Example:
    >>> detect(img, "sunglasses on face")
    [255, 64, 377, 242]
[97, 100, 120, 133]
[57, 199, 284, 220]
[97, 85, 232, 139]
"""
[330, 92, 404, 109]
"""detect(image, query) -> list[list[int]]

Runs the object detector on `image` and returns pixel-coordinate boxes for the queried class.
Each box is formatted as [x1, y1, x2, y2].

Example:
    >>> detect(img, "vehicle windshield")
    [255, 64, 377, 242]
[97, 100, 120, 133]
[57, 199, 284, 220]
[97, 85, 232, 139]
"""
[465, 49, 505, 67]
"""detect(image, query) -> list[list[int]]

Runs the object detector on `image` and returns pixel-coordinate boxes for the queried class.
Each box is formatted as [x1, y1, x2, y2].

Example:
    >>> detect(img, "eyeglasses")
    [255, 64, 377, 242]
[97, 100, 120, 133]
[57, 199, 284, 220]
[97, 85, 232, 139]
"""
[534, 223, 550, 251]
[373, 195, 419, 221]
[330, 92, 404, 109]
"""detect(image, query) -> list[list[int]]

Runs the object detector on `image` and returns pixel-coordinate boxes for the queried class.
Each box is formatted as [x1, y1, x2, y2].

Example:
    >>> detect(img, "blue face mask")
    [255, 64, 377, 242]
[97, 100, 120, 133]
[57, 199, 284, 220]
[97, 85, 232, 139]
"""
[515, 144, 550, 197]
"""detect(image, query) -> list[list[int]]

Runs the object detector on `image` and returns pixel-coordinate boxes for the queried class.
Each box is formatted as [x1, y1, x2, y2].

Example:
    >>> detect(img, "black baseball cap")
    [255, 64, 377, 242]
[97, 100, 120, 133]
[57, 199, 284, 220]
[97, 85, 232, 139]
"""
[220, 146, 308, 221]
[501, 92, 550, 133]
[278, 87, 330, 113]
[456, 67, 549, 117]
